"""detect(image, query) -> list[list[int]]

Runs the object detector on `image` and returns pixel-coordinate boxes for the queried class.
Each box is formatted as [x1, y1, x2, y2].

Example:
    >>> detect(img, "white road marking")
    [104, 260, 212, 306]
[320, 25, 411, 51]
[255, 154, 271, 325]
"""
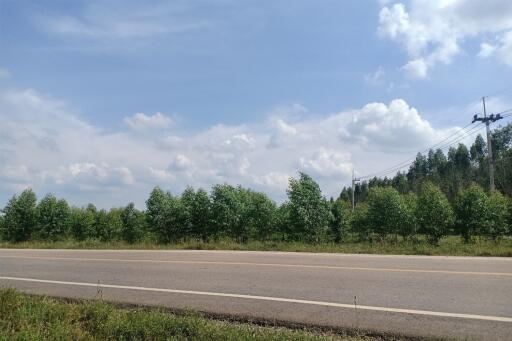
[1, 276, 511, 323]
[1, 255, 511, 277]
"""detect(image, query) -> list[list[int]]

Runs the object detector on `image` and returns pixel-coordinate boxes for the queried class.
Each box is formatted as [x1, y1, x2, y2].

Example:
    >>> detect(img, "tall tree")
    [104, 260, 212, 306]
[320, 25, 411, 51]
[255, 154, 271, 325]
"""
[35, 194, 70, 241]
[287, 172, 330, 243]
[2, 189, 37, 242]
[416, 182, 453, 245]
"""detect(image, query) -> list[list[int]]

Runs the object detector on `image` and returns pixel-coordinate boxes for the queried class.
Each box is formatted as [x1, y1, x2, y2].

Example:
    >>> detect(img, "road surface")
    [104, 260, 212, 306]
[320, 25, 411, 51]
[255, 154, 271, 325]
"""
[1, 248, 511, 340]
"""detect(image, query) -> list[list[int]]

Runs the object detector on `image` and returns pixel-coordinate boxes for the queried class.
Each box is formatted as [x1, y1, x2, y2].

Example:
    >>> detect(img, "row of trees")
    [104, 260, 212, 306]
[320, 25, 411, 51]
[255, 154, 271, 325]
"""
[1, 174, 511, 245]
[340, 124, 512, 203]
[1, 123, 511, 245]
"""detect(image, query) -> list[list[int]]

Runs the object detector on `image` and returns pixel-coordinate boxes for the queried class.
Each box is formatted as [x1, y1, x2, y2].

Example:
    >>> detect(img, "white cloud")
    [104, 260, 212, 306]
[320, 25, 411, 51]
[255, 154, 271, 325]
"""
[378, 1, 512, 78]
[40, 2, 207, 40]
[364, 66, 386, 85]
[0, 87, 463, 207]
[124, 112, 173, 130]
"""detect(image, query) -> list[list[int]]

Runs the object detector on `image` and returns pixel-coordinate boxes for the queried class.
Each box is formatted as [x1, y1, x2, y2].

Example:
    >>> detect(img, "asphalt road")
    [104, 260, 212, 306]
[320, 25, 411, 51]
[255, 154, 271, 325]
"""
[1, 249, 511, 340]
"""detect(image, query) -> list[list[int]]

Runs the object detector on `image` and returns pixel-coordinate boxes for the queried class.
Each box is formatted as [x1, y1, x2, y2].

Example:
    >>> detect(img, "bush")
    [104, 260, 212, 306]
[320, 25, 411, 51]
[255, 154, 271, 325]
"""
[416, 182, 454, 245]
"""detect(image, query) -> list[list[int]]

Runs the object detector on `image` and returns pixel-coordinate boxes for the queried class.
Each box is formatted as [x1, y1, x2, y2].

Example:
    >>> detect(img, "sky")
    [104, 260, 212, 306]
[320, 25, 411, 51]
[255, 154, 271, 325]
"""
[1, 0, 512, 208]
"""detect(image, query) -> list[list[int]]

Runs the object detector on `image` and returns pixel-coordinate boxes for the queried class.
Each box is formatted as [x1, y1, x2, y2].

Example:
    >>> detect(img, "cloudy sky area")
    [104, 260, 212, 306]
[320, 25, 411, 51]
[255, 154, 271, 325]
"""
[1, 0, 512, 208]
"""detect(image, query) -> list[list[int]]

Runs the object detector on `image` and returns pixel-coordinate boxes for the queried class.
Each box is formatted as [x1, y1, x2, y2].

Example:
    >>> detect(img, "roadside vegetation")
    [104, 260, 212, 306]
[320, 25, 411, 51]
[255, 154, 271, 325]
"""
[0, 288, 397, 340]
[1, 127, 511, 256]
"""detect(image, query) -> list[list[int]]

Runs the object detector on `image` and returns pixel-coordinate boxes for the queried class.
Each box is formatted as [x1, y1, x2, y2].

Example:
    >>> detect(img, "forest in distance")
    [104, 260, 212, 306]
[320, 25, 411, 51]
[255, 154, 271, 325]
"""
[1, 123, 511, 247]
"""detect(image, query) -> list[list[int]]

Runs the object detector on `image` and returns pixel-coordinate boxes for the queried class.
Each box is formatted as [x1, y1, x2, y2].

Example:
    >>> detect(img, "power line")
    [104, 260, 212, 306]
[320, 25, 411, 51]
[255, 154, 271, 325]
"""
[359, 122, 483, 180]
[359, 123, 486, 180]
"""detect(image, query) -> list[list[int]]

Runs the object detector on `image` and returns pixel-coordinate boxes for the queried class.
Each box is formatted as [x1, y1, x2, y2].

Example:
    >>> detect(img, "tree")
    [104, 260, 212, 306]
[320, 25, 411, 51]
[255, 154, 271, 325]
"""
[121, 203, 145, 243]
[146, 187, 172, 242]
[287, 173, 330, 243]
[2, 189, 37, 242]
[416, 182, 453, 245]
[484, 191, 510, 241]
[454, 184, 488, 243]
[329, 199, 350, 243]
[246, 191, 277, 241]
[210, 184, 251, 242]
[35, 194, 70, 241]
[350, 203, 370, 241]
[400, 193, 418, 240]
[181, 187, 212, 241]
[366, 187, 405, 242]
[69, 206, 95, 241]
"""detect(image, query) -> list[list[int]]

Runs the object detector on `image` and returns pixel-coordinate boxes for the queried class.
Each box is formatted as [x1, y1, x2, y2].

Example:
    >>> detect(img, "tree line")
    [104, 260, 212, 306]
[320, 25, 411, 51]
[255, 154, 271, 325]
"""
[1, 123, 511, 246]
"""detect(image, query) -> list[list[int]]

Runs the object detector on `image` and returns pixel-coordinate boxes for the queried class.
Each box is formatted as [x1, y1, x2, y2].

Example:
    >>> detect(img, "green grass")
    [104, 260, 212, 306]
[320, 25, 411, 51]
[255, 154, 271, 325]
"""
[0, 288, 399, 341]
[1, 235, 511, 256]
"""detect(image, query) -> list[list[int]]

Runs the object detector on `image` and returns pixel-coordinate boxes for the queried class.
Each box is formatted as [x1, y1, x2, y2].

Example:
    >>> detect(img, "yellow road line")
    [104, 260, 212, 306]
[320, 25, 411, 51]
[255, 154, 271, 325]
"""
[1, 255, 511, 276]
[1, 276, 511, 322]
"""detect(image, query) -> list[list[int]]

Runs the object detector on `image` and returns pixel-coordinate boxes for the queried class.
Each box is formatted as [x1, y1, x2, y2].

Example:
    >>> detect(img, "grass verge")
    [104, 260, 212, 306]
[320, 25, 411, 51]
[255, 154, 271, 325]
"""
[0, 288, 408, 340]
[1, 236, 511, 256]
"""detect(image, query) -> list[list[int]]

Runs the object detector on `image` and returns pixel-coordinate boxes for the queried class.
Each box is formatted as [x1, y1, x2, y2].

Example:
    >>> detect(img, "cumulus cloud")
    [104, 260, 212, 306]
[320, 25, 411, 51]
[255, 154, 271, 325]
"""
[378, 1, 512, 78]
[0, 87, 462, 207]
[124, 112, 173, 130]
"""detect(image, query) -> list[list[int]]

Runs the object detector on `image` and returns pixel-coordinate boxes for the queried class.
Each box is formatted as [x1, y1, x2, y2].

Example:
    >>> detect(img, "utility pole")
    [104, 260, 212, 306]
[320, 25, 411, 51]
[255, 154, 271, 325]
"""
[472, 97, 504, 191]
[351, 169, 360, 212]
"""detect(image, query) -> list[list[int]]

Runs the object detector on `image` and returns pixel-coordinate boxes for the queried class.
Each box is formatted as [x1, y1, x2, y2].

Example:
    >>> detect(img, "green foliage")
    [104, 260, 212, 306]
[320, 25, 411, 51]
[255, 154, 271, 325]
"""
[2, 189, 37, 242]
[70, 205, 96, 241]
[366, 187, 408, 241]
[181, 187, 212, 241]
[35, 194, 70, 241]
[484, 191, 510, 240]
[454, 184, 488, 243]
[287, 172, 330, 243]
[121, 203, 146, 243]
[329, 199, 350, 243]
[350, 203, 370, 241]
[416, 182, 454, 245]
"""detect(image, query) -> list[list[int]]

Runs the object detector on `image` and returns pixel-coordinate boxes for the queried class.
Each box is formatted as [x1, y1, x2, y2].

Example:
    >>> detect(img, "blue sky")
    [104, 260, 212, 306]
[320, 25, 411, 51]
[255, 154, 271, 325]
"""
[1, 0, 512, 207]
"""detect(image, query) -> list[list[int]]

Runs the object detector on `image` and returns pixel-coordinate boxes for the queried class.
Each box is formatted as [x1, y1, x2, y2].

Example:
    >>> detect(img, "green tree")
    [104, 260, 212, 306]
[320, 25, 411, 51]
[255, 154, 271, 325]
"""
[366, 187, 406, 242]
[350, 203, 370, 241]
[400, 193, 418, 240]
[454, 184, 488, 243]
[246, 191, 277, 241]
[35, 194, 70, 241]
[69, 206, 95, 241]
[121, 203, 145, 243]
[329, 199, 350, 243]
[181, 187, 212, 241]
[416, 182, 453, 245]
[146, 187, 172, 242]
[484, 191, 510, 241]
[2, 189, 37, 242]
[210, 184, 251, 242]
[287, 172, 330, 243]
